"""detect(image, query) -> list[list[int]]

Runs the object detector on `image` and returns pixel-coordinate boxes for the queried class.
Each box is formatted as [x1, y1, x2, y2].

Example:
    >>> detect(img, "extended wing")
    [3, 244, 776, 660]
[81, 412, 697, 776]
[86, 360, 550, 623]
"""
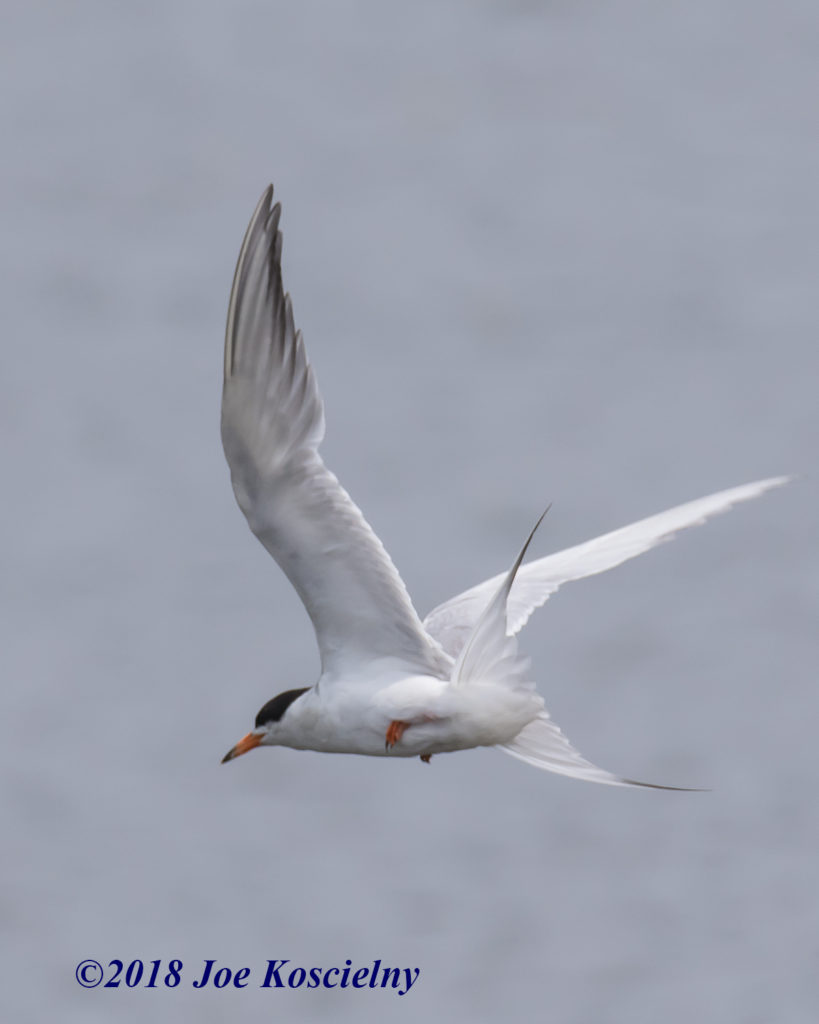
[424, 477, 788, 657]
[222, 187, 449, 679]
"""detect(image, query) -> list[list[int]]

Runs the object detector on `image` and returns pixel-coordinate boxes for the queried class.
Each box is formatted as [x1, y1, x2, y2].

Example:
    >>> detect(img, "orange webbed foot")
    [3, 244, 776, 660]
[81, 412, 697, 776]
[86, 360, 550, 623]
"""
[385, 719, 408, 750]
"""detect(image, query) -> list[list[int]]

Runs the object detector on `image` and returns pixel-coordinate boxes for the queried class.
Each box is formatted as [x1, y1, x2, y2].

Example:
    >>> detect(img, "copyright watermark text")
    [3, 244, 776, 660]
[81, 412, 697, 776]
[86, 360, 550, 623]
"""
[76, 958, 419, 995]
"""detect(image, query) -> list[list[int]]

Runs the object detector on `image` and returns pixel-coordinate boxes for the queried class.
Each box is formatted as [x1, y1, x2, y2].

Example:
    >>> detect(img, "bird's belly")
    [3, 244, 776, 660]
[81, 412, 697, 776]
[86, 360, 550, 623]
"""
[290, 676, 543, 758]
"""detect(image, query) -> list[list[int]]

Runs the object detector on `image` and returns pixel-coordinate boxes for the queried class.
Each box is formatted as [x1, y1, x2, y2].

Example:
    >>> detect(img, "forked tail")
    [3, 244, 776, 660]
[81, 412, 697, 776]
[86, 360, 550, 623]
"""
[497, 711, 704, 790]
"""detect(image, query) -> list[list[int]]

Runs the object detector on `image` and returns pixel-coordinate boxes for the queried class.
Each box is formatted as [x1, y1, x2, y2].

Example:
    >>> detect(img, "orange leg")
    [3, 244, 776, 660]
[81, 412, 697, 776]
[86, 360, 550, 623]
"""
[385, 719, 408, 749]
[420, 754, 432, 764]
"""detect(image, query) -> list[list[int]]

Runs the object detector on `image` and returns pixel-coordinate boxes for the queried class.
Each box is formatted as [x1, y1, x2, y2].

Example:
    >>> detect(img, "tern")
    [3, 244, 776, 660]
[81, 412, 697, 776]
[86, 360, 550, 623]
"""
[220, 186, 786, 788]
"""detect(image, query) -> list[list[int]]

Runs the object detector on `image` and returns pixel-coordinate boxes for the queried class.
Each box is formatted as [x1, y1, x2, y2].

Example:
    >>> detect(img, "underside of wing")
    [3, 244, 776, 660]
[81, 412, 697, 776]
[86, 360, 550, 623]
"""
[424, 477, 788, 657]
[222, 187, 450, 678]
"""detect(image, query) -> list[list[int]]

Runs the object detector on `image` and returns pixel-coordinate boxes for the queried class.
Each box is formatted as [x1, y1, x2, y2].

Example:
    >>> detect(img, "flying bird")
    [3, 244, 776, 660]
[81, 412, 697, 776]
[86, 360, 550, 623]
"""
[220, 186, 786, 788]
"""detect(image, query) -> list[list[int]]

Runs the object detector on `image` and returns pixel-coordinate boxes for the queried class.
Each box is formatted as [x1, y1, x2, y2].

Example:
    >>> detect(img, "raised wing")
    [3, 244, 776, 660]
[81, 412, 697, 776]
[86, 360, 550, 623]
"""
[424, 477, 789, 657]
[222, 187, 450, 679]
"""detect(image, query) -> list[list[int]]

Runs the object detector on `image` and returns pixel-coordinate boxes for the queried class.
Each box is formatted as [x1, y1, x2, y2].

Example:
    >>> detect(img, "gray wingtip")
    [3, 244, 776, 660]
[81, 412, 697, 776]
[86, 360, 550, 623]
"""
[267, 199, 282, 232]
[506, 504, 552, 593]
[224, 185, 277, 378]
[259, 183, 274, 208]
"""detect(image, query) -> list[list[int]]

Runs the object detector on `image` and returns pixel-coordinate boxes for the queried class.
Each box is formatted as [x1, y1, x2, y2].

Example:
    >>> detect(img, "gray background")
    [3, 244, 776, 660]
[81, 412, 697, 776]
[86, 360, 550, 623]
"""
[2, 1, 817, 1021]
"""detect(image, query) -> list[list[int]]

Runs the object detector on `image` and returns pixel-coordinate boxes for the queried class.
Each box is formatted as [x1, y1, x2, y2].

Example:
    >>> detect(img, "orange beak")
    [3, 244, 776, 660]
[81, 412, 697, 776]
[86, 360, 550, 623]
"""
[221, 731, 263, 763]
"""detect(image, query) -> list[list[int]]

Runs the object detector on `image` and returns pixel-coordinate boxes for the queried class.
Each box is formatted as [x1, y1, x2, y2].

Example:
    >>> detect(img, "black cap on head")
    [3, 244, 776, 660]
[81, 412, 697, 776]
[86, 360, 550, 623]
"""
[255, 687, 310, 729]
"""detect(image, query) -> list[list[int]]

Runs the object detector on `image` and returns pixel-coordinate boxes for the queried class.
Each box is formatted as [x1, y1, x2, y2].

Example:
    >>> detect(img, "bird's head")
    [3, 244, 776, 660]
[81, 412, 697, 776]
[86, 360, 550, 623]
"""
[221, 686, 310, 763]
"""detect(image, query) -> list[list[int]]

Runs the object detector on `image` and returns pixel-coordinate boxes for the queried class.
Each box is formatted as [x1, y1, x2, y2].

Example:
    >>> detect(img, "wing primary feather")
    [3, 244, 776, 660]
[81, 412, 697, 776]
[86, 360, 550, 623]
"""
[221, 187, 450, 679]
[225, 185, 274, 378]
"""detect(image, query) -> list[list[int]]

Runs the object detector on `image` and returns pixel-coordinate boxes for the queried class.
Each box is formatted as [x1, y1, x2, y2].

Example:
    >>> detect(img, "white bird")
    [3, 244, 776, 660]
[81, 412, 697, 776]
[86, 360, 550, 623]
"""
[220, 186, 787, 789]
